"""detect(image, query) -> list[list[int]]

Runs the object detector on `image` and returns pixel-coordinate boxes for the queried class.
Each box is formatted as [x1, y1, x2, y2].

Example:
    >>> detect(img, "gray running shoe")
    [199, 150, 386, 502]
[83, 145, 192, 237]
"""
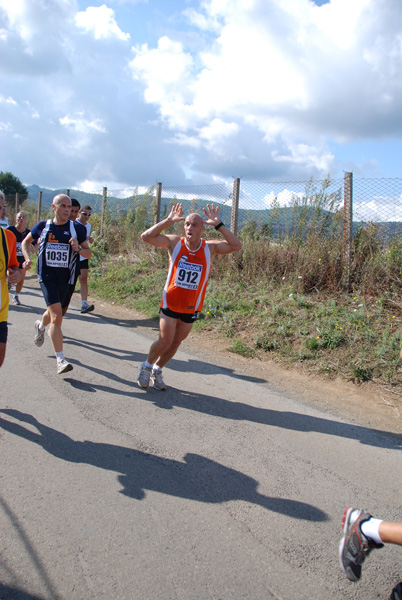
[339, 506, 383, 582]
[13, 295, 21, 305]
[81, 303, 95, 314]
[151, 369, 166, 391]
[34, 320, 45, 347]
[137, 362, 152, 388]
[57, 359, 73, 375]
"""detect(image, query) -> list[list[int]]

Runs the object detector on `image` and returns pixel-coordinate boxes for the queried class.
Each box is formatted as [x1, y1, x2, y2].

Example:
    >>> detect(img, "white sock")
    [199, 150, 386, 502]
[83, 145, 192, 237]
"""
[55, 351, 65, 362]
[144, 360, 153, 369]
[152, 365, 162, 373]
[39, 321, 45, 331]
[361, 518, 384, 544]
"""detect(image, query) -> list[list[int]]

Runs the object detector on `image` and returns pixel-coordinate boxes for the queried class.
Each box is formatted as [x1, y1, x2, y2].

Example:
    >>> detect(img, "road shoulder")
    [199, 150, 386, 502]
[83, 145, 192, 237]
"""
[85, 286, 402, 436]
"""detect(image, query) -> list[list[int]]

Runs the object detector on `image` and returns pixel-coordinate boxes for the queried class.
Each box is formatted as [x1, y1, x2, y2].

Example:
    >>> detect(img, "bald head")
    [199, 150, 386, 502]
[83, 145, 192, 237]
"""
[51, 194, 72, 224]
[53, 194, 71, 206]
[184, 212, 205, 248]
[185, 213, 203, 226]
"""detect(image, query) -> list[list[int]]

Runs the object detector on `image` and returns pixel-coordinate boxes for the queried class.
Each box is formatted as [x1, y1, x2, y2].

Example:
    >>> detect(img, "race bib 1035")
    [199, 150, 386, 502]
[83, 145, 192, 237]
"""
[45, 243, 69, 268]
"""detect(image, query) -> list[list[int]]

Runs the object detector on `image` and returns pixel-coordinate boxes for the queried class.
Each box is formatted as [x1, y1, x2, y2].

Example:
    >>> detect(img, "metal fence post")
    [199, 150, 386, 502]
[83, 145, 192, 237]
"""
[231, 178, 240, 235]
[155, 182, 162, 224]
[15, 192, 19, 214]
[37, 191, 42, 221]
[100, 186, 107, 237]
[343, 172, 353, 289]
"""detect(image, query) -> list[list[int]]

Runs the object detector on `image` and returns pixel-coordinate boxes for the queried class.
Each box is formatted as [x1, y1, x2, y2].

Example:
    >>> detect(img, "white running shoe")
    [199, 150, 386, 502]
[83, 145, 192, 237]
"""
[34, 320, 45, 347]
[137, 362, 152, 388]
[57, 359, 73, 375]
[151, 369, 166, 391]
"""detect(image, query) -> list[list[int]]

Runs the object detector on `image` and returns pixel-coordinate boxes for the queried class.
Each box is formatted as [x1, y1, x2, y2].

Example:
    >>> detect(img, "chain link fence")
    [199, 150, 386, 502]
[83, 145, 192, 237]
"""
[18, 174, 402, 243]
[352, 178, 402, 241]
[71, 174, 402, 235]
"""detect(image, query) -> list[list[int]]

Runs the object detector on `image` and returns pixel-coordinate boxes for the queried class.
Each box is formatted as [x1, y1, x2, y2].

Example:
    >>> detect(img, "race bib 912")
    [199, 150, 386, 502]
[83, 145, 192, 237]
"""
[174, 260, 202, 290]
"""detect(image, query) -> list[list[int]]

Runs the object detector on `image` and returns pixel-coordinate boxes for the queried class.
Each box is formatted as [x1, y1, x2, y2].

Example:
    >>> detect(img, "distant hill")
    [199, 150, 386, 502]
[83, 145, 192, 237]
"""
[26, 185, 402, 239]
[27, 185, 107, 209]
[26, 184, 232, 218]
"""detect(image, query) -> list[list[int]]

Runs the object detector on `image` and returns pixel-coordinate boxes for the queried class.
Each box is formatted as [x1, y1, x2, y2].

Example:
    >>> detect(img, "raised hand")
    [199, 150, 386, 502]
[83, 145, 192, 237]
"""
[168, 203, 184, 223]
[202, 203, 221, 227]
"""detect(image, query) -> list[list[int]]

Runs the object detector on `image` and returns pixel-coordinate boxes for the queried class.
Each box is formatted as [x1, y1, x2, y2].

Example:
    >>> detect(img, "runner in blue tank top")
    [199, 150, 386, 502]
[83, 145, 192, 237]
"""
[22, 194, 92, 374]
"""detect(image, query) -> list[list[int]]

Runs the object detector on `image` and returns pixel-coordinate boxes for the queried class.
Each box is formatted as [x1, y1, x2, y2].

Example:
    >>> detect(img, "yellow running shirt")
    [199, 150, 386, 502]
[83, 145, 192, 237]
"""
[0, 228, 18, 323]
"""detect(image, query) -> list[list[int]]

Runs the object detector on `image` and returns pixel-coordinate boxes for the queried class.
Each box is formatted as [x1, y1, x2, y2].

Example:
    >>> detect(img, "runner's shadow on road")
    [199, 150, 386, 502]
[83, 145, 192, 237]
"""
[64, 335, 266, 386]
[64, 377, 134, 395]
[144, 387, 402, 451]
[0, 584, 48, 600]
[0, 409, 328, 523]
[62, 357, 140, 394]
[15, 282, 160, 330]
[167, 356, 266, 384]
[64, 310, 160, 330]
[64, 336, 141, 363]
[60, 348, 401, 451]
[8, 303, 44, 317]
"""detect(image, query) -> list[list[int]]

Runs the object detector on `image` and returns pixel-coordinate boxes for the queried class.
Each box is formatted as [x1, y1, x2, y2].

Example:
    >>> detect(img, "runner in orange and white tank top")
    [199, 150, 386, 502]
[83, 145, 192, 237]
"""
[137, 202, 242, 391]
[161, 237, 211, 314]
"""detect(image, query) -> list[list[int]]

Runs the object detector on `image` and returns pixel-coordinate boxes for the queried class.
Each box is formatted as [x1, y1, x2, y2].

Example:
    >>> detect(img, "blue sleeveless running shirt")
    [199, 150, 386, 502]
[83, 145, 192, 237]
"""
[31, 219, 86, 285]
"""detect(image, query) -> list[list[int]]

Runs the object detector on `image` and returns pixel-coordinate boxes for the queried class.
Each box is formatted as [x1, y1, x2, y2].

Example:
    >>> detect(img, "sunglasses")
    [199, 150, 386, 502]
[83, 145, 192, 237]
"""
[81, 212, 91, 216]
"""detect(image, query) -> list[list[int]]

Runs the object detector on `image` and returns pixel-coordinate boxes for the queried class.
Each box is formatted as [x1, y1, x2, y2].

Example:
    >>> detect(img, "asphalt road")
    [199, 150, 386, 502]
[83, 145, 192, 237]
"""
[1, 278, 402, 600]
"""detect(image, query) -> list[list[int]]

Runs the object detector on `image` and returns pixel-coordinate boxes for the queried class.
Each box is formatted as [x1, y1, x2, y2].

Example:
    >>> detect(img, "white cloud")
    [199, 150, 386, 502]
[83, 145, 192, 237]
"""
[199, 118, 238, 144]
[354, 194, 402, 222]
[0, 0, 401, 192]
[130, 36, 194, 127]
[130, 0, 402, 180]
[59, 113, 107, 134]
[309, 0, 371, 51]
[262, 188, 305, 209]
[78, 179, 105, 194]
[272, 140, 334, 172]
[183, 6, 221, 32]
[0, 94, 17, 105]
[108, 0, 146, 5]
[75, 4, 130, 41]
[168, 133, 201, 149]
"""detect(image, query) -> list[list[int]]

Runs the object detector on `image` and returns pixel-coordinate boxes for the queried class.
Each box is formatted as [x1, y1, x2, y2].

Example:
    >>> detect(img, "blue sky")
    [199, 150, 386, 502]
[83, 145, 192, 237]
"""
[0, 0, 401, 195]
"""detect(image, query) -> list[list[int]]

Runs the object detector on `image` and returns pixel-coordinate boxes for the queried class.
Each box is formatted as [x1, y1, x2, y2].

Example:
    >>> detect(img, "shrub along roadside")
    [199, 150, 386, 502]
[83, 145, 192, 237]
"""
[88, 239, 402, 390]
